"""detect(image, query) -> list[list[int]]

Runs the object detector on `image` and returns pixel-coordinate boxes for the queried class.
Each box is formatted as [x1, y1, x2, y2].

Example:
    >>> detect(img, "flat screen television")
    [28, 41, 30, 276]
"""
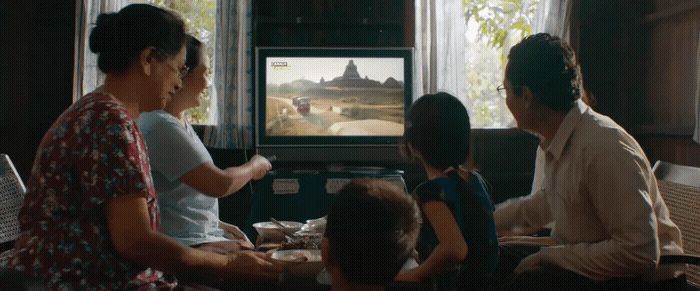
[255, 47, 413, 162]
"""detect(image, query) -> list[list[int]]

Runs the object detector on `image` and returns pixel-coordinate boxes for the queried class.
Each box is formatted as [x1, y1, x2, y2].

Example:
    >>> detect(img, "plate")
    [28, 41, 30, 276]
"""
[272, 249, 324, 277]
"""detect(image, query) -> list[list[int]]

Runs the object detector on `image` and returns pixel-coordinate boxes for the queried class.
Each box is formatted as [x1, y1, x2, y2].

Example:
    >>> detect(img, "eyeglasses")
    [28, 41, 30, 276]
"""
[496, 85, 506, 98]
[166, 62, 190, 79]
[497, 84, 522, 98]
[152, 47, 189, 79]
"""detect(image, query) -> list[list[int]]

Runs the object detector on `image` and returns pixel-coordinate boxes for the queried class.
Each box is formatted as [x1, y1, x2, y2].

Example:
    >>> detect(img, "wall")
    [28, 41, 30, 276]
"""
[575, 0, 700, 168]
[636, 0, 700, 167]
[0, 1, 76, 179]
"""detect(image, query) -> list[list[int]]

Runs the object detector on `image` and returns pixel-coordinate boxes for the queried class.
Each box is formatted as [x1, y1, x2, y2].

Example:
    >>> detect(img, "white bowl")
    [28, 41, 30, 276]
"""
[253, 221, 303, 241]
[272, 249, 324, 277]
[302, 216, 327, 233]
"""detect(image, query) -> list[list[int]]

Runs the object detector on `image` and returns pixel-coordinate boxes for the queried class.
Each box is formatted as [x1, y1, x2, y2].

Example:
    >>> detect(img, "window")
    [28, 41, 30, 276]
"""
[463, 0, 539, 128]
[127, 0, 216, 125]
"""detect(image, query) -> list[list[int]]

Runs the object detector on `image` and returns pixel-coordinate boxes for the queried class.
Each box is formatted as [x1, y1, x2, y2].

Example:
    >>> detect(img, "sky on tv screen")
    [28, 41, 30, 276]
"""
[264, 57, 406, 137]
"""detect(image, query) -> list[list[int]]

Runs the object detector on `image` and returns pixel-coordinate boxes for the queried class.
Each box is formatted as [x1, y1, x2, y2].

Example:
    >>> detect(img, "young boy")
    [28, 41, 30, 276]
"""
[322, 179, 422, 291]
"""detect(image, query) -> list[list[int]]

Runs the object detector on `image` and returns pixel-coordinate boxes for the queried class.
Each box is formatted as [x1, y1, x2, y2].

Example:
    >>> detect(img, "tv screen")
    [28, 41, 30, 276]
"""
[256, 47, 413, 148]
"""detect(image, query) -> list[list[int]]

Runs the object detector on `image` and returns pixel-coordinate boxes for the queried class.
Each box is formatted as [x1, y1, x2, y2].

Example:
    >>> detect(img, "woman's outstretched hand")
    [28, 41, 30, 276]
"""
[248, 155, 272, 180]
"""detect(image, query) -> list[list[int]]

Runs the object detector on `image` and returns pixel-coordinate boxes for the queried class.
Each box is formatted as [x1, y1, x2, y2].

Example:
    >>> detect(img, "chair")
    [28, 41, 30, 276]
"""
[653, 161, 700, 289]
[0, 154, 26, 248]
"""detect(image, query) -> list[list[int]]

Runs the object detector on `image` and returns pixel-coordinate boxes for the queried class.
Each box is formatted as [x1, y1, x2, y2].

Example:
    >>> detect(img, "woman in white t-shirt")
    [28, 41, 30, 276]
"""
[138, 35, 271, 254]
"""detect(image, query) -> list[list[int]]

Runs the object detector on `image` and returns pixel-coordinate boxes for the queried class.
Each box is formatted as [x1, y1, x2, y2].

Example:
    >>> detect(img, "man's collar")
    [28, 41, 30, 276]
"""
[543, 99, 587, 160]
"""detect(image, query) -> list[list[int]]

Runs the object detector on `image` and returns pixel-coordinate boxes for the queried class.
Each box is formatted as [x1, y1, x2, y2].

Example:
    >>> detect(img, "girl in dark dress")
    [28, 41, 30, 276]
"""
[395, 92, 499, 291]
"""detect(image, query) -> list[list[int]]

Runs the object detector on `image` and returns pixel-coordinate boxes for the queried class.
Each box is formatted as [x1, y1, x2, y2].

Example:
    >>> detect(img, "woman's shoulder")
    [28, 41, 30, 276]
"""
[79, 92, 126, 110]
[137, 110, 179, 133]
[67, 92, 134, 128]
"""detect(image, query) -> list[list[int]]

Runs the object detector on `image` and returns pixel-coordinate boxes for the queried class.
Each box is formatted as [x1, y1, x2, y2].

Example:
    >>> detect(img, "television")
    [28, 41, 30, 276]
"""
[255, 47, 413, 163]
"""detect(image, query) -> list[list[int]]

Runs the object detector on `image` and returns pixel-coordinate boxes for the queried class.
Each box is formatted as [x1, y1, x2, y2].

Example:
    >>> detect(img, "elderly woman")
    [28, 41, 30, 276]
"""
[5, 4, 282, 289]
[138, 35, 271, 254]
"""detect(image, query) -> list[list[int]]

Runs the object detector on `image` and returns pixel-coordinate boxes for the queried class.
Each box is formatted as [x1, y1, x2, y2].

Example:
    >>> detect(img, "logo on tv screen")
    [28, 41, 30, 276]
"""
[271, 61, 289, 70]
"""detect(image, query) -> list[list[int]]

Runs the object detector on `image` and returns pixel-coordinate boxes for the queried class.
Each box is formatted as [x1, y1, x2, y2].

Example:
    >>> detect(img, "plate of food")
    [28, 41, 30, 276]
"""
[253, 221, 304, 241]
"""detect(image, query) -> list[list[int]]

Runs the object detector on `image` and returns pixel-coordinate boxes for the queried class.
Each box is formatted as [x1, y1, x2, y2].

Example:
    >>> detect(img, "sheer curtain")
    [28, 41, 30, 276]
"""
[202, 0, 253, 149]
[694, 30, 700, 144]
[73, 0, 252, 148]
[532, 0, 572, 40]
[73, 0, 128, 101]
[413, 0, 468, 106]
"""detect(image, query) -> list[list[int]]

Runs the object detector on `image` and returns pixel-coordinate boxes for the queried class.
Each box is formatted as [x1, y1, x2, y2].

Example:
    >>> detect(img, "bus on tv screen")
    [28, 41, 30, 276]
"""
[256, 48, 413, 147]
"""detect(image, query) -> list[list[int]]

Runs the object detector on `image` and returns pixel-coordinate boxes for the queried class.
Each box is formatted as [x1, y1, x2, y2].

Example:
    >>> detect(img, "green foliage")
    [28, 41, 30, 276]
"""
[463, 0, 538, 48]
[462, 0, 538, 127]
[136, 0, 217, 124]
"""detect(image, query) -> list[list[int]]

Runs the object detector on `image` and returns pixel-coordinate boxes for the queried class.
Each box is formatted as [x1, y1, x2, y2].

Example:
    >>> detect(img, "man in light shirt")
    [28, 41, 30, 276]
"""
[494, 33, 685, 290]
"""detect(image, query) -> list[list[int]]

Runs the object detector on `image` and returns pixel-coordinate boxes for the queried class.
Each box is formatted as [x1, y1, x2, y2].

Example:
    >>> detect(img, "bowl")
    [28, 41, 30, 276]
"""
[271, 249, 325, 277]
[301, 216, 327, 234]
[253, 221, 304, 241]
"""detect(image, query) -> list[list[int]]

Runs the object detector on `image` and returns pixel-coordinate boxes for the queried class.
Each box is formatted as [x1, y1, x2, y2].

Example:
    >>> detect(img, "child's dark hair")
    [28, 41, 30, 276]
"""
[325, 179, 421, 284]
[403, 92, 475, 228]
[89, 4, 186, 74]
[402, 92, 470, 170]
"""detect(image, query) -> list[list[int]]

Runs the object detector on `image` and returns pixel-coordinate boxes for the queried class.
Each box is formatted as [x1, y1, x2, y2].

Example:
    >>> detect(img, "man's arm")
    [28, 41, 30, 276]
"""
[494, 146, 552, 234]
[494, 187, 552, 235]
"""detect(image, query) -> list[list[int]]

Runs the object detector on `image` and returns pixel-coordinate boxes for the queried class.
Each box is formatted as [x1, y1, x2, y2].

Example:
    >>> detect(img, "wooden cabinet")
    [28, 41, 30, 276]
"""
[253, 0, 412, 47]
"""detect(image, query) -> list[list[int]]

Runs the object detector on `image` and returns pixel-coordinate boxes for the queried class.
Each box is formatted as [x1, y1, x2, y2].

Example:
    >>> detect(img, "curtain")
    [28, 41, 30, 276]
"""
[532, 0, 572, 41]
[202, 0, 253, 149]
[694, 30, 700, 144]
[73, 0, 128, 101]
[413, 0, 468, 106]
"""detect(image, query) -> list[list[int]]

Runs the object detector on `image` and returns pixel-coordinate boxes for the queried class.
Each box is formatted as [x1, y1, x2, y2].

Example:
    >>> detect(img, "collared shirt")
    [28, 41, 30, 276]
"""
[495, 99, 683, 281]
[138, 110, 227, 246]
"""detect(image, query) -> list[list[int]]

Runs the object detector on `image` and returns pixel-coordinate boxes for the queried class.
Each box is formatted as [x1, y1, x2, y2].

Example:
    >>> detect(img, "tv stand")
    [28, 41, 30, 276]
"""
[245, 165, 407, 240]
[257, 146, 403, 164]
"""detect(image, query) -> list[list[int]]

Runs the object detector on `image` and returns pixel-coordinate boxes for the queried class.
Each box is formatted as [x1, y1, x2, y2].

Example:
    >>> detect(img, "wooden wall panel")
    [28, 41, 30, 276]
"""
[643, 4, 699, 131]
[0, 1, 76, 180]
[0, 1, 34, 180]
[637, 135, 700, 167]
[630, 1, 700, 168]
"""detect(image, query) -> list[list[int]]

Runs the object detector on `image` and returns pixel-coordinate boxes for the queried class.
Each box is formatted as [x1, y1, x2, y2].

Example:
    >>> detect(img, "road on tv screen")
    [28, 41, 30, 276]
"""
[265, 94, 404, 136]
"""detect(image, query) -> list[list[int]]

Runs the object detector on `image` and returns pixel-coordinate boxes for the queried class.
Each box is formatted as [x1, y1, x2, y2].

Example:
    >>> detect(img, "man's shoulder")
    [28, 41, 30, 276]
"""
[576, 110, 635, 147]
[573, 109, 645, 160]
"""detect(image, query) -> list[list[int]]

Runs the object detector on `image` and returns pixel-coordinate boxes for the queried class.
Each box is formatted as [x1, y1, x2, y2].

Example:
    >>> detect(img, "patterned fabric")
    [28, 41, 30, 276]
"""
[0, 249, 12, 268]
[7, 93, 174, 290]
[203, 0, 254, 149]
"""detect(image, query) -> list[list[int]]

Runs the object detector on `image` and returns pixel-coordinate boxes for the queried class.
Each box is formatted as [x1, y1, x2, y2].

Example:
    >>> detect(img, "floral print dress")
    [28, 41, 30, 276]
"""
[5, 93, 175, 290]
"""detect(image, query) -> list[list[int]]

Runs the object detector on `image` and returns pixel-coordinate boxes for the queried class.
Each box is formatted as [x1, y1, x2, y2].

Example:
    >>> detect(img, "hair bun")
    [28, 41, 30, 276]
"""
[89, 13, 119, 54]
